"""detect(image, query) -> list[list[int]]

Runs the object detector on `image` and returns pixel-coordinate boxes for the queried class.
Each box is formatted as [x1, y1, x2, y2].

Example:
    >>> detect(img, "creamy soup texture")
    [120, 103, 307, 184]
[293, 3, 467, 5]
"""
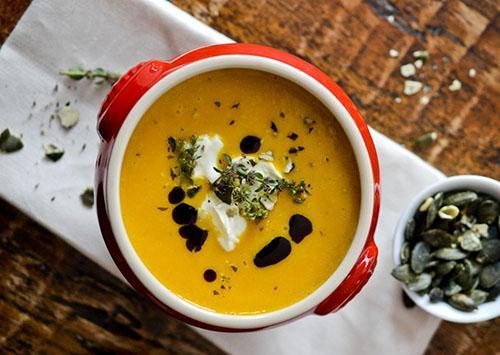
[120, 69, 360, 315]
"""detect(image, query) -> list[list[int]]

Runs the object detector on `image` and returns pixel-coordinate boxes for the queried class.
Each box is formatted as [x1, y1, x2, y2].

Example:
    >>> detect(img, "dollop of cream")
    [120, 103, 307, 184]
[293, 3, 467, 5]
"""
[193, 136, 283, 252]
[192, 134, 223, 183]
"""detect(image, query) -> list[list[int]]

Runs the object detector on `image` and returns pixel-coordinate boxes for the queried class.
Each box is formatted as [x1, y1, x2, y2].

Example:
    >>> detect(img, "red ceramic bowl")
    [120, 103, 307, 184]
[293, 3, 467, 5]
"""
[95, 44, 380, 331]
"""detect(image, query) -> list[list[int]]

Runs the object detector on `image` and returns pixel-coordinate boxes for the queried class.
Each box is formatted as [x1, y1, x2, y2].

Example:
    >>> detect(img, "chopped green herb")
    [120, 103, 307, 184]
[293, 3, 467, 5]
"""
[171, 136, 200, 184]
[187, 185, 201, 198]
[0, 129, 23, 153]
[231, 103, 240, 109]
[80, 187, 94, 207]
[229, 120, 235, 125]
[157, 207, 168, 211]
[214, 100, 221, 107]
[59, 66, 121, 84]
[287, 132, 298, 141]
[212, 156, 310, 222]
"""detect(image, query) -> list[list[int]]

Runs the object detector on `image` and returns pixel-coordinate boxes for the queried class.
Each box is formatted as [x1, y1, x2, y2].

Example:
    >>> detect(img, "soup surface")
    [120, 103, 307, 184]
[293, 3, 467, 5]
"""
[120, 69, 360, 315]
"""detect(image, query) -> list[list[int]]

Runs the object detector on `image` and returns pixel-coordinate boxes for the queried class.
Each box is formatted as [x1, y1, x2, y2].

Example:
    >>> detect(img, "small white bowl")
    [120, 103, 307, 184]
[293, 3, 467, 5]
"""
[393, 175, 500, 323]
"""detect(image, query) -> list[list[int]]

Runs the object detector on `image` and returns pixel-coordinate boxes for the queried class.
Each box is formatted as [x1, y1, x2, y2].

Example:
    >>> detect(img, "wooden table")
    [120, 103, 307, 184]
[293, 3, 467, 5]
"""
[1, 0, 499, 353]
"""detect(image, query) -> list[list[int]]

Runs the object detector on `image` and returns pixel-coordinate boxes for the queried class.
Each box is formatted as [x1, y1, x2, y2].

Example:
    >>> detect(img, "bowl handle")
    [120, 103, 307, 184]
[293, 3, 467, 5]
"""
[97, 60, 173, 142]
[314, 239, 378, 315]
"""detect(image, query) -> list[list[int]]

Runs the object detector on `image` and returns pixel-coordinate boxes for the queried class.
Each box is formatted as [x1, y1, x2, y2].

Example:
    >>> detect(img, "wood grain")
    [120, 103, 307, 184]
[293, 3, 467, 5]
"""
[1, 0, 499, 354]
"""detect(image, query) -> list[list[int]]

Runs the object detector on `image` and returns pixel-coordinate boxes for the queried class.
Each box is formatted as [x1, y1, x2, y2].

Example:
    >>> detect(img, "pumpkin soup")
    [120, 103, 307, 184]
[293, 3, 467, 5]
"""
[120, 69, 360, 315]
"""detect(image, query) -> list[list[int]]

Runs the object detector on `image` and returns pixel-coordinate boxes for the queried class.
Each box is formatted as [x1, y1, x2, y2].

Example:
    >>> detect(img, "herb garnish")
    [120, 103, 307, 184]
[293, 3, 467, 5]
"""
[169, 136, 200, 184]
[59, 66, 121, 85]
[212, 157, 310, 221]
[187, 185, 201, 198]
[287, 132, 298, 141]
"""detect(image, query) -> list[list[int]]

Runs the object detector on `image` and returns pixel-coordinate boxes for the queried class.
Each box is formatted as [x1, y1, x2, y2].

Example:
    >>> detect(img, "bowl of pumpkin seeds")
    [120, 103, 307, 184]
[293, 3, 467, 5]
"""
[392, 175, 500, 323]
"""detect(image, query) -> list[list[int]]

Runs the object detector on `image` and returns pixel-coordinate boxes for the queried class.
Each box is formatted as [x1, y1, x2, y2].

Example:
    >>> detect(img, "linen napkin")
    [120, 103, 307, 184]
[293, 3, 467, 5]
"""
[0, 0, 444, 354]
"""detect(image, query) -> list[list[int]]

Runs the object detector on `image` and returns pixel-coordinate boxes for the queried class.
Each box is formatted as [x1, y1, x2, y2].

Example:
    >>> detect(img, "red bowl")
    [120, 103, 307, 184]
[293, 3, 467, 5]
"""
[95, 43, 380, 331]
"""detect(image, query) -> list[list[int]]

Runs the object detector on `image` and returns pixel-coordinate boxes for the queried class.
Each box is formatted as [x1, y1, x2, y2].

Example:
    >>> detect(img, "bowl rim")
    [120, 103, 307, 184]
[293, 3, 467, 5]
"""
[105, 54, 377, 328]
[393, 174, 500, 323]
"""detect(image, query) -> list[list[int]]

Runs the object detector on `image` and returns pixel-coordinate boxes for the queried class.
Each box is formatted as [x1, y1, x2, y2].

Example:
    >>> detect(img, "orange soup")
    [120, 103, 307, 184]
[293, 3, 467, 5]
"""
[120, 69, 360, 314]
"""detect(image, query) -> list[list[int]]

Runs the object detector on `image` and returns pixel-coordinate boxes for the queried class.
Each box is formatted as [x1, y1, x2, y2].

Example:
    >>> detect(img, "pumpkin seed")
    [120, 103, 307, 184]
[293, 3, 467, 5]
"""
[434, 192, 444, 209]
[57, 106, 80, 129]
[405, 218, 416, 241]
[443, 280, 462, 296]
[411, 242, 431, 273]
[429, 287, 444, 303]
[408, 273, 432, 292]
[471, 223, 489, 237]
[449, 293, 477, 312]
[435, 261, 457, 276]
[0, 129, 23, 153]
[476, 199, 499, 224]
[438, 205, 460, 220]
[479, 262, 500, 289]
[476, 239, 500, 264]
[425, 200, 438, 229]
[419, 197, 434, 212]
[487, 225, 498, 239]
[391, 264, 415, 283]
[400, 242, 410, 264]
[469, 289, 488, 305]
[435, 247, 467, 260]
[455, 261, 474, 290]
[486, 282, 500, 301]
[443, 191, 478, 207]
[421, 229, 455, 247]
[458, 231, 482, 252]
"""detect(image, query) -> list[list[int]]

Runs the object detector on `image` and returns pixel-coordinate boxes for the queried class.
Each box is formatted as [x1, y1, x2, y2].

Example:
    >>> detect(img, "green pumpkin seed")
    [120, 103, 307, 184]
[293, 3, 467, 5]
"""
[486, 282, 500, 301]
[435, 247, 467, 260]
[421, 229, 456, 247]
[443, 191, 478, 207]
[391, 264, 415, 283]
[405, 218, 416, 241]
[443, 280, 462, 296]
[477, 199, 499, 225]
[471, 223, 489, 237]
[438, 205, 460, 220]
[400, 242, 410, 264]
[429, 287, 444, 303]
[0, 129, 23, 153]
[479, 262, 500, 289]
[419, 197, 434, 212]
[435, 261, 457, 276]
[476, 239, 500, 264]
[458, 231, 482, 252]
[448, 293, 477, 312]
[426, 201, 438, 228]
[455, 261, 474, 290]
[408, 273, 432, 292]
[465, 259, 482, 276]
[469, 289, 488, 305]
[434, 192, 444, 209]
[411, 242, 431, 273]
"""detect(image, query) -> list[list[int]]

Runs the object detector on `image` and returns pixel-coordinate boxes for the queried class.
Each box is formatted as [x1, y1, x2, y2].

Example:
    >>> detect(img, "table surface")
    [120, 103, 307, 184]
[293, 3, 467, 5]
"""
[1, 0, 499, 353]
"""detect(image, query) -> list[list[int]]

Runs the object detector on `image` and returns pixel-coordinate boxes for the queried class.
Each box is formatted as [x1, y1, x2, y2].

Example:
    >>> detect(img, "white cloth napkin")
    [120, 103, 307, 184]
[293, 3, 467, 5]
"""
[0, 0, 444, 354]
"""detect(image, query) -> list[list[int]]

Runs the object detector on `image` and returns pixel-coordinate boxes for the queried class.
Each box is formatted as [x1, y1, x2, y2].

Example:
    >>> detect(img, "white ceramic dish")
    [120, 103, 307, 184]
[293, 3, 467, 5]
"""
[393, 175, 500, 323]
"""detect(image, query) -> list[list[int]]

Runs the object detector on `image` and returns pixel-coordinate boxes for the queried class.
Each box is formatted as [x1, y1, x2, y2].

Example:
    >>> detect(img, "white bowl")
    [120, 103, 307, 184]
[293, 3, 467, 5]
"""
[393, 175, 500, 323]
